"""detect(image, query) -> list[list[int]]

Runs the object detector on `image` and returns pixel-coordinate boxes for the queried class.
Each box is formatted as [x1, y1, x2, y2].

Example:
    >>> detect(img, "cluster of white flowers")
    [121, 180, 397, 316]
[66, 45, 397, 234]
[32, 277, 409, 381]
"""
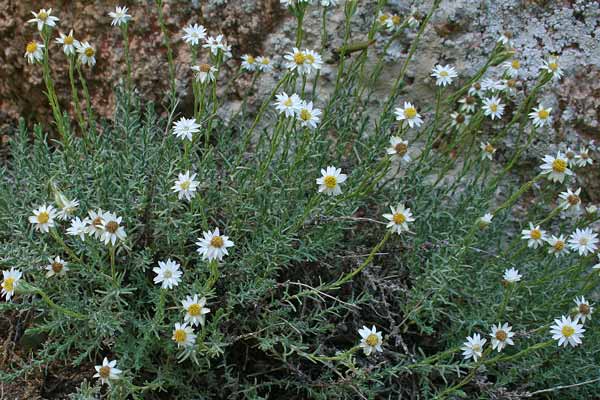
[284, 47, 323, 76]
[241, 54, 274, 73]
[274, 92, 322, 129]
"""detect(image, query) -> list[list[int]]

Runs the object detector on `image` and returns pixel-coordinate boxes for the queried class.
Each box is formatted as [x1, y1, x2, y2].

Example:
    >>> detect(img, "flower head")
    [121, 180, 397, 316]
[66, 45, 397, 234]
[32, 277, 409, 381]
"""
[196, 228, 235, 262]
[1, 268, 22, 301]
[529, 104, 552, 128]
[297, 101, 321, 129]
[503, 59, 521, 78]
[45, 256, 69, 278]
[395, 102, 423, 128]
[256, 56, 274, 73]
[100, 212, 126, 246]
[241, 54, 257, 72]
[431, 64, 458, 87]
[28, 8, 59, 31]
[24, 41, 44, 64]
[568, 228, 598, 256]
[55, 30, 79, 56]
[503, 267, 522, 283]
[191, 63, 217, 84]
[490, 323, 515, 352]
[67, 217, 90, 240]
[94, 358, 122, 386]
[29, 204, 57, 233]
[153, 259, 183, 289]
[182, 23, 207, 46]
[86, 209, 106, 239]
[109, 6, 132, 26]
[383, 204, 415, 234]
[284, 47, 321, 75]
[172, 117, 201, 141]
[459, 96, 477, 113]
[550, 315, 584, 347]
[182, 295, 210, 327]
[172, 322, 196, 348]
[478, 213, 493, 229]
[540, 152, 573, 183]
[203, 35, 231, 59]
[274, 92, 301, 117]
[387, 137, 411, 163]
[574, 296, 593, 324]
[316, 166, 347, 196]
[482, 96, 505, 120]
[546, 235, 569, 257]
[575, 147, 593, 167]
[358, 325, 383, 356]
[461, 333, 486, 361]
[172, 171, 199, 202]
[55, 194, 79, 220]
[521, 223, 546, 249]
[480, 142, 496, 160]
[76, 41, 96, 67]
[541, 55, 563, 80]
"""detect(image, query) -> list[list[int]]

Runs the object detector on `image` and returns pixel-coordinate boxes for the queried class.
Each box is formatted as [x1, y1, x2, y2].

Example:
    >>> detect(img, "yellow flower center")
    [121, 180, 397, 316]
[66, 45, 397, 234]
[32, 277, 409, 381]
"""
[393, 213, 406, 224]
[188, 303, 202, 316]
[552, 159, 567, 173]
[530, 229, 542, 240]
[548, 62, 558, 71]
[538, 109, 549, 119]
[284, 98, 293, 107]
[261, 57, 270, 65]
[64, 35, 74, 45]
[554, 241, 565, 251]
[180, 180, 191, 190]
[84, 47, 95, 57]
[246, 55, 255, 64]
[98, 366, 111, 379]
[305, 54, 315, 64]
[471, 344, 481, 353]
[485, 144, 495, 153]
[561, 325, 575, 338]
[579, 237, 589, 246]
[379, 14, 389, 23]
[439, 70, 449, 77]
[567, 195, 580, 205]
[52, 262, 63, 273]
[323, 175, 337, 189]
[2, 277, 15, 292]
[404, 107, 417, 119]
[394, 142, 408, 156]
[579, 304, 590, 315]
[391, 15, 401, 25]
[38, 11, 48, 21]
[495, 330, 507, 341]
[210, 236, 224, 248]
[26, 41, 38, 54]
[105, 221, 119, 234]
[293, 52, 305, 65]
[173, 329, 187, 343]
[163, 270, 172, 279]
[36, 211, 49, 224]
[200, 63, 212, 73]
[511, 59, 520, 69]
[299, 109, 311, 121]
[365, 333, 379, 347]
[490, 104, 498, 112]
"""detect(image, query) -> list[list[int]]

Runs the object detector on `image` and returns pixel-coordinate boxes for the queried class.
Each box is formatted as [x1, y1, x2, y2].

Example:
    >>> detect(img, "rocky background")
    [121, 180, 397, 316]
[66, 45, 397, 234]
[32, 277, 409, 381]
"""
[0, 0, 598, 197]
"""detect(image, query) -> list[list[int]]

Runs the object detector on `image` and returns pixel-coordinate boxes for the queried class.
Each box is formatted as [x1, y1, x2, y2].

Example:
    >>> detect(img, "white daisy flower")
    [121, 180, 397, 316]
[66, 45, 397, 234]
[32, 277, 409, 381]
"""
[86, 209, 106, 239]
[108, 6, 132, 26]
[172, 322, 196, 348]
[181, 295, 211, 327]
[395, 102, 423, 128]
[550, 315, 584, 347]
[29, 204, 57, 233]
[55, 30, 79, 56]
[172, 117, 201, 141]
[172, 171, 199, 202]
[490, 323, 515, 352]
[284, 47, 320, 75]
[28, 8, 59, 31]
[529, 104, 552, 128]
[559, 188, 582, 212]
[478, 213, 493, 229]
[546, 235, 569, 257]
[303, 49, 323, 72]
[55, 195, 79, 220]
[482, 96, 505, 120]
[540, 152, 573, 183]
[503, 267, 522, 283]
[568, 228, 598, 256]
[256, 56, 274, 73]
[587, 205, 598, 215]
[358, 325, 383, 356]
[468, 82, 482, 97]
[76, 41, 96, 67]
[575, 147, 593, 167]
[564, 147, 579, 168]
[191, 63, 217, 84]
[377, 12, 391, 27]
[67, 217, 89, 240]
[461, 333, 487, 361]
[503, 59, 521, 78]
[521, 223, 546, 249]
[45, 256, 69, 278]
[182, 23, 207, 46]
[316, 166, 347, 196]
[458, 96, 477, 114]
[431, 64, 458, 87]
[481, 78, 506, 93]
[450, 112, 470, 128]
[385, 14, 403, 31]
[274, 92, 301, 117]
[24, 41, 44, 64]
[94, 358, 122, 386]
[386, 137, 411, 163]
[196, 228, 235, 262]
[203, 35, 231, 58]
[383, 204, 414, 234]
[100, 212, 126, 246]
[153, 259, 182, 289]
[1, 268, 22, 301]
[497, 31, 513, 47]
[297, 101, 322, 129]
[480, 142, 496, 160]
[541, 55, 563, 80]
[241, 54, 257, 72]
[574, 296, 593, 324]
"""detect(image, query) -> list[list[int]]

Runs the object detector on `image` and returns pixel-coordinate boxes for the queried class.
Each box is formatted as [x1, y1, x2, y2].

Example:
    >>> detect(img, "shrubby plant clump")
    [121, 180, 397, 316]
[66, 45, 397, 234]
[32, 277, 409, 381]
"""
[2, 1, 600, 399]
